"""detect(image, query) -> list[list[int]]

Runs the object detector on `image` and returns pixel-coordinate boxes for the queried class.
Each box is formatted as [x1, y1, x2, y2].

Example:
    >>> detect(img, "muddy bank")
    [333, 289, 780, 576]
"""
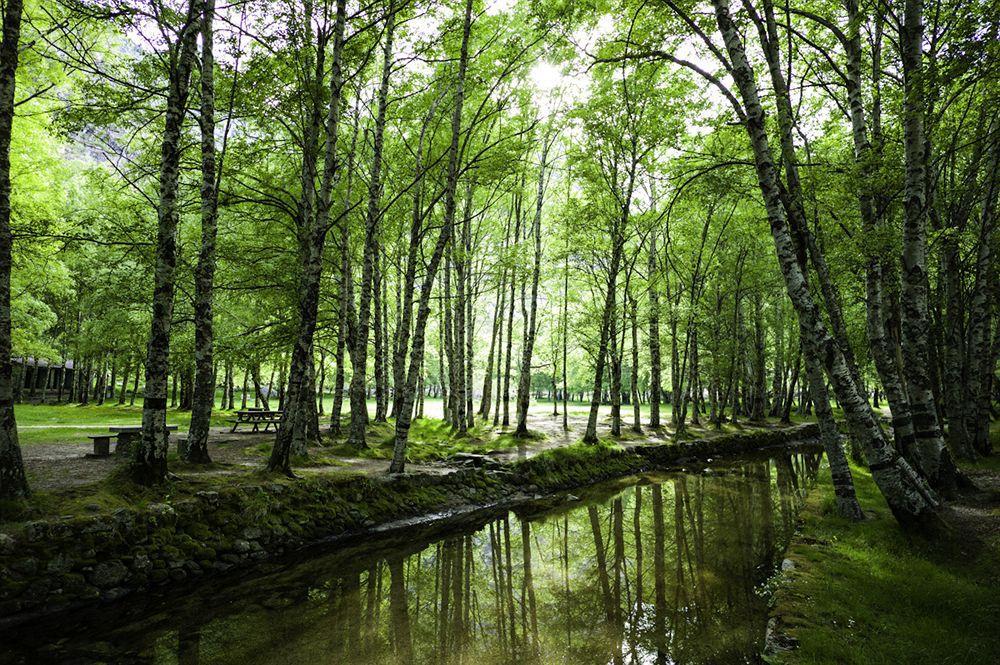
[0, 423, 819, 626]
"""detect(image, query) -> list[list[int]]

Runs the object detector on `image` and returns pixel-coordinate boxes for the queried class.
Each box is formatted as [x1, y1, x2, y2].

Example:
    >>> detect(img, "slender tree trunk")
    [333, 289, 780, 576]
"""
[444, 250, 456, 424]
[117, 359, 131, 405]
[648, 233, 662, 428]
[134, 0, 202, 485]
[464, 213, 475, 431]
[317, 351, 326, 415]
[269, 0, 347, 472]
[584, 241, 624, 443]
[187, 0, 219, 463]
[562, 234, 569, 430]
[501, 219, 517, 428]
[373, 249, 388, 422]
[391, 92, 442, 423]
[452, 184, 472, 433]
[898, 0, 958, 492]
[515, 137, 550, 437]
[479, 267, 504, 418]
[389, 0, 473, 473]
[966, 135, 999, 455]
[629, 294, 642, 433]
[331, 109, 360, 436]
[347, 0, 396, 447]
[129, 363, 141, 406]
[0, 0, 27, 498]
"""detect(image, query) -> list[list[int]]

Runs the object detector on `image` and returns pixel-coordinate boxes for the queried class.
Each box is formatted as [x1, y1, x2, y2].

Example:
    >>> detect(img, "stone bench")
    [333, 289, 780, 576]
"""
[86, 434, 114, 458]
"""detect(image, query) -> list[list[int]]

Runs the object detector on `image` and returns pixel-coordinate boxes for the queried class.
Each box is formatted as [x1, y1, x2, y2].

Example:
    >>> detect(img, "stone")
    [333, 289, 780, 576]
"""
[781, 558, 795, 572]
[132, 553, 152, 573]
[148, 503, 176, 522]
[89, 560, 128, 589]
[44, 554, 72, 574]
[9, 558, 38, 576]
[195, 490, 220, 501]
[24, 521, 48, 543]
[0, 533, 15, 554]
[101, 588, 130, 602]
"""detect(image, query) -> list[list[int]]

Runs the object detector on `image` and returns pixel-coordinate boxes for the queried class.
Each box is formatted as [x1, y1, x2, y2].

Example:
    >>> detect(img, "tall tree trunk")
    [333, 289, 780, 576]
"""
[187, 0, 219, 463]
[515, 137, 550, 437]
[373, 249, 388, 422]
[501, 217, 517, 428]
[464, 208, 475, 431]
[629, 293, 642, 433]
[391, 91, 441, 422]
[129, 363, 141, 406]
[347, 0, 396, 447]
[134, 0, 202, 485]
[966, 134, 999, 455]
[117, 358, 131, 405]
[316, 351, 326, 415]
[0, 0, 27, 498]
[452, 184, 472, 433]
[898, 0, 958, 492]
[269, 0, 347, 472]
[331, 108, 361, 436]
[479, 267, 504, 418]
[648, 233, 662, 428]
[710, 0, 940, 530]
[389, 0, 473, 473]
[561, 233, 569, 430]
[444, 249, 456, 424]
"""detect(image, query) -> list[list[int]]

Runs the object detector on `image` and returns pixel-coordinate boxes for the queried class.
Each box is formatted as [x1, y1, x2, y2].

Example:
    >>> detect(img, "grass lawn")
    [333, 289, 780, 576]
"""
[770, 451, 1000, 664]
[13, 402, 233, 446]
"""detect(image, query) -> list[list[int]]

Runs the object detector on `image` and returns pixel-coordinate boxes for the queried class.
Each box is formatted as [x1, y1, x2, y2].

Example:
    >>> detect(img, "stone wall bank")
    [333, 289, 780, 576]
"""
[0, 423, 819, 626]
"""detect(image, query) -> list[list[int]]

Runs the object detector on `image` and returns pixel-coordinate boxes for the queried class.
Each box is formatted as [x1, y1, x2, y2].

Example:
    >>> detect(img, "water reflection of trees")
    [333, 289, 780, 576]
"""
[305, 453, 816, 665]
[32, 453, 818, 665]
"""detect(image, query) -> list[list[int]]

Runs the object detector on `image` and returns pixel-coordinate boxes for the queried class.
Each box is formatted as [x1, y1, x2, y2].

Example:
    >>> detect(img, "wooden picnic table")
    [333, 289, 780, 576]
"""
[229, 409, 285, 433]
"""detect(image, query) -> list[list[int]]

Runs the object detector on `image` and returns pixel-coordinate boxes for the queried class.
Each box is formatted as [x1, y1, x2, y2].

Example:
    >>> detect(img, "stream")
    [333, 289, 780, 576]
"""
[0, 448, 821, 664]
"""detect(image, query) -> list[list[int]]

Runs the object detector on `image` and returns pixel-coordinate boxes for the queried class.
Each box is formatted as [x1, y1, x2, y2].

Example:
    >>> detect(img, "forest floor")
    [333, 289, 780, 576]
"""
[9, 398, 803, 510]
[770, 430, 1000, 665]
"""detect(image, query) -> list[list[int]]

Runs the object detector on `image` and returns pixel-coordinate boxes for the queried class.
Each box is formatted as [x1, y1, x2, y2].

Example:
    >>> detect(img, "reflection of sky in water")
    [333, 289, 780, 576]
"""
[1, 452, 819, 664]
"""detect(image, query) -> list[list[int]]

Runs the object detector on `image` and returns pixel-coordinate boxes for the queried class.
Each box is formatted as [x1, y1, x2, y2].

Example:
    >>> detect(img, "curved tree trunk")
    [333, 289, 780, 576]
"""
[711, 0, 940, 530]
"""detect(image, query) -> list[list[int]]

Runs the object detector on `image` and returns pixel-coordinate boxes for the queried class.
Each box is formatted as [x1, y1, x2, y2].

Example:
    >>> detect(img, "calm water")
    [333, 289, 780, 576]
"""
[1, 451, 820, 665]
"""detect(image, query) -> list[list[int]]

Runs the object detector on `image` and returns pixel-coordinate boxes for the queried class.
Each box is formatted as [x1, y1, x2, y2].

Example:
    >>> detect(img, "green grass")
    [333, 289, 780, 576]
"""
[14, 402, 232, 445]
[770, 460, 1000, 665]
[325, 417, 537, 462]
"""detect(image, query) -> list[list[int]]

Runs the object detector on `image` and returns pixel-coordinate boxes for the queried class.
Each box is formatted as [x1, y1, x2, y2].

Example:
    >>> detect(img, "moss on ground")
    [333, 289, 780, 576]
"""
[514, 440, 646, 491]
[769, 459, 1000, 665]
[324, 417, 537, 462]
